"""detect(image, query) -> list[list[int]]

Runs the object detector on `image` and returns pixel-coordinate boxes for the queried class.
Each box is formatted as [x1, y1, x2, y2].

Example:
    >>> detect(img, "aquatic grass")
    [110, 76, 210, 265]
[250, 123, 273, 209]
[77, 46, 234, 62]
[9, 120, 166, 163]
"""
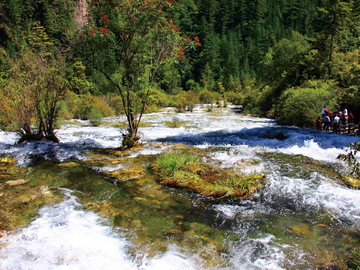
[153, 152, 199, 179]
[347, 251, 360, 270]
[152, 152, 266, 200]
[201, 173, 266, 198]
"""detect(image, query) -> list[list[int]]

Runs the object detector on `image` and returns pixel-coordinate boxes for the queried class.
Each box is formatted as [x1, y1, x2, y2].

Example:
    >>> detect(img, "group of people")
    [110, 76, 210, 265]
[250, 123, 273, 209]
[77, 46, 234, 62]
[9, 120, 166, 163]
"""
[316, 105, 355, 134]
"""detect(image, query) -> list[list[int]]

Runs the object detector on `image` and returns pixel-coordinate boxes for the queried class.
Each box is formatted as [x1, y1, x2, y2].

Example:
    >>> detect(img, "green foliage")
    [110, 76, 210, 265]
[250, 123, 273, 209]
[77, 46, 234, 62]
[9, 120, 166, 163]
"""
[198, 89, 215, 104]
[225, 91, 242, 106]
[258, 31, 312, 89]
[67, 61, 94, 95]
[185, 79, 200, 92]
[200, 63, 216, 91]
[338, 142, 360, 179]
[74, 93, 114, 120]
[0, 0, 76, 54]
[72, 0, 195, 146]
[276, 80, 338, 128]
[0, 42, 68, 136]
[330, 49, 360, 115]
[171, 90, 198, 112]
[1, 0, 360, 133]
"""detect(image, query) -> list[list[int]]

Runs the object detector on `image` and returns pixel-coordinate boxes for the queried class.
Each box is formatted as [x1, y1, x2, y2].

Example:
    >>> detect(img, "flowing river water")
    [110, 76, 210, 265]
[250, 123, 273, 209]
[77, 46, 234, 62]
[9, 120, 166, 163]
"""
[1, 104, 360, 269]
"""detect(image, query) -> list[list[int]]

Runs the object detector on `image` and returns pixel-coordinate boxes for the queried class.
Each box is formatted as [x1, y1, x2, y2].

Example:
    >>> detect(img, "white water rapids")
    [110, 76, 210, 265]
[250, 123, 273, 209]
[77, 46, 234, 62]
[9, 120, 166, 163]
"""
[1, 104, 359, 269]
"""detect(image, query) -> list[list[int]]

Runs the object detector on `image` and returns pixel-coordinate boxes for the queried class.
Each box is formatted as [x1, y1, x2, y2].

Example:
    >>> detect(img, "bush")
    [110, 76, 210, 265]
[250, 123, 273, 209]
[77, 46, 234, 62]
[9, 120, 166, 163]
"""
[111, 89, 169, 115]
[170, 91, 199, 112]
[62, 92, 114, 121]
[198, 89, 215, 104]
[226, 91, 243, 105]
[111, 95, 124, 116]
[256, 85, 277, 114]
[88, 108, 103, 126]
[276, 80, 338, 128]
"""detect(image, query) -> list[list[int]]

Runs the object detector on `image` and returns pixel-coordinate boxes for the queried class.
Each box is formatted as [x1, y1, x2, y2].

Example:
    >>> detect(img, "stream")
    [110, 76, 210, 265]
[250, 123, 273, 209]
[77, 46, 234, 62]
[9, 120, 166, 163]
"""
[0, 104, 360, 269]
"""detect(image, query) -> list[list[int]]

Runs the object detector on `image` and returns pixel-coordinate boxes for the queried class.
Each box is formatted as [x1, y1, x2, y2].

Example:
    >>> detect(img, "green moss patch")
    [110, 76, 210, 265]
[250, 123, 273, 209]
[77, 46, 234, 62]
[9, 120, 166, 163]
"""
[152, 152, 266, 200]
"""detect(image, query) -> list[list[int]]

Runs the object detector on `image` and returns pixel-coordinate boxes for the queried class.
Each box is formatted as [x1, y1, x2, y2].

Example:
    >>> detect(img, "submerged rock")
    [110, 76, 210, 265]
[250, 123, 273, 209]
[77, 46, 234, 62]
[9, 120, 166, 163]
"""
[5, 179, 29, 186]
[267, 132, 288, 140]
[341, 175, 360, 189]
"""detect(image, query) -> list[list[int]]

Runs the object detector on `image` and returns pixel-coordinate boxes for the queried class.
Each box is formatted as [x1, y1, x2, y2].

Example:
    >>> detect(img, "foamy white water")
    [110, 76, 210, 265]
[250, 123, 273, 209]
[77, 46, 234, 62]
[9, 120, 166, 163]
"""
[0, 190, 200, 270]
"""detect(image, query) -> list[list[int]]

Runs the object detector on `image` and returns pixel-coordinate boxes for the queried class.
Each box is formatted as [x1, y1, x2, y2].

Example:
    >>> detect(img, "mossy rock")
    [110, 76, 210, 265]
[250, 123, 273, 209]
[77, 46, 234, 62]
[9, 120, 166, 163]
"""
[341, 175, 360, 189]
[17, 133, 59, 144]
[152, 152, 266, 201]
[0, 156, 29, 180]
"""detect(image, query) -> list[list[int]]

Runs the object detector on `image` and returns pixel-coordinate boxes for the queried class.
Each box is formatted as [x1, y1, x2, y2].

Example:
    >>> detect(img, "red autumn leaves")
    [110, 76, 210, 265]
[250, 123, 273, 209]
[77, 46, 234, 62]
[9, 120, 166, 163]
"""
[178, 47, 184, 62]
[101, 14, 110, 25]
[89, 14, 110, 37]
[194, 36, 202, 46]
[87, 2, 201, 63]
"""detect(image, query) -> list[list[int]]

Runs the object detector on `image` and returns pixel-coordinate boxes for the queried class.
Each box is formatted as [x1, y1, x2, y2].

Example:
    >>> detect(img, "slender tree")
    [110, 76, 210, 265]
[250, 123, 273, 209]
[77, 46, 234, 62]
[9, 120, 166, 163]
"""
[72, 0, 192, 149]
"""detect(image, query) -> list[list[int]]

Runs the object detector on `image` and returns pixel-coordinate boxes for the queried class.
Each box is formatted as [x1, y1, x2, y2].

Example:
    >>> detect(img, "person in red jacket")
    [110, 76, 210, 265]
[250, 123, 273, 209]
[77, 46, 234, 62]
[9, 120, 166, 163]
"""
[348, 112, 354, 123]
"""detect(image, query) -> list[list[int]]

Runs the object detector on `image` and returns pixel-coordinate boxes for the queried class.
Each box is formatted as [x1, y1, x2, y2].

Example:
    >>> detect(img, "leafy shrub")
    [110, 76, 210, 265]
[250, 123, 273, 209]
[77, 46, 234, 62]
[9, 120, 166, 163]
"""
[185, 79, 200, 92]
[110, 96, 124, 116]
[276, 80, 338, 128]
[62, 92, 114, 121]
[88, 108, 103, 126]
[256, 85, 277, 114]
[198, 89, 215, 104]
[111, 89, 168, 115]
[226, 91, 243, 105]
[170, 91, 199, 112]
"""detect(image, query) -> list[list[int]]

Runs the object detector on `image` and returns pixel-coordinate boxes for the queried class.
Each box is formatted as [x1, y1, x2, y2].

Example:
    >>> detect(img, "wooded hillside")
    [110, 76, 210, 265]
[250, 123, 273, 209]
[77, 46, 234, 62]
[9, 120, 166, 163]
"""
[1, 0, 360, 134]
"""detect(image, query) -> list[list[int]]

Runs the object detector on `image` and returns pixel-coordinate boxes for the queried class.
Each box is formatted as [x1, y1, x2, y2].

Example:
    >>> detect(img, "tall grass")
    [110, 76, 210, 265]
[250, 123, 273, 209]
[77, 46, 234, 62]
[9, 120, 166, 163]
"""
[154, 152, 199, 178]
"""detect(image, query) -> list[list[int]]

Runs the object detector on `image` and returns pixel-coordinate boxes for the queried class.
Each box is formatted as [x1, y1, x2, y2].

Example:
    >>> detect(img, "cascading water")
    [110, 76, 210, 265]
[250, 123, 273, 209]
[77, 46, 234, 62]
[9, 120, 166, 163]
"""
[1, 104, 359, 269]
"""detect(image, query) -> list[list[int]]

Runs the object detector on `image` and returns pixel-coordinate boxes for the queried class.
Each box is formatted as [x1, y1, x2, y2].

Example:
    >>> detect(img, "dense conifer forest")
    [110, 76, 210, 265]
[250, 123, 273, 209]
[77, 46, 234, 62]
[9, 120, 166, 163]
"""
[1, 0, 360, 143]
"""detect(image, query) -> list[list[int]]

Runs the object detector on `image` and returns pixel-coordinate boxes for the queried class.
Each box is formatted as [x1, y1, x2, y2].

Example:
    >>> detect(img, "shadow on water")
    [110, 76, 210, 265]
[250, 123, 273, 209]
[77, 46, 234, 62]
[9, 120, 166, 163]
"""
[231, 105, 243, 114]
[154, 125, 358, 150]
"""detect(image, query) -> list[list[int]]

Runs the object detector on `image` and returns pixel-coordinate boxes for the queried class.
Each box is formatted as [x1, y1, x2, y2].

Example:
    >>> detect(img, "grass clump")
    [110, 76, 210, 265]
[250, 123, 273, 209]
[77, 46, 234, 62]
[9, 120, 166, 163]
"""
[152, 152, 266, 200]
[205, 174, 266, 198]
[153, 152, 199, 179]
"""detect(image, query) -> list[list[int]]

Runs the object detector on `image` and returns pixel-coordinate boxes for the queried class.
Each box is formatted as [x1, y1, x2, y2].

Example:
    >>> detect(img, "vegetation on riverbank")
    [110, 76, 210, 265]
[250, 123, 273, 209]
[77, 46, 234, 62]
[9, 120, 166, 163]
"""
[1, 0, 360, 144]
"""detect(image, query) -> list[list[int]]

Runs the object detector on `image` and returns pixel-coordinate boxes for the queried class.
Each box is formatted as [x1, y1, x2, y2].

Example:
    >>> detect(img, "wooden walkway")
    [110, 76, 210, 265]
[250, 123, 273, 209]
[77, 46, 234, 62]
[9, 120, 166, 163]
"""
[321, 123, 359, 135]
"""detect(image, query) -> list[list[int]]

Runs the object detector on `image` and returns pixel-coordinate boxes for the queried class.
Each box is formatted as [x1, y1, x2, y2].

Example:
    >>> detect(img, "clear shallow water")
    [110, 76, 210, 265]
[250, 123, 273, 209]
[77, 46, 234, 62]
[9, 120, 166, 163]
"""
[1, 104, 360, 269]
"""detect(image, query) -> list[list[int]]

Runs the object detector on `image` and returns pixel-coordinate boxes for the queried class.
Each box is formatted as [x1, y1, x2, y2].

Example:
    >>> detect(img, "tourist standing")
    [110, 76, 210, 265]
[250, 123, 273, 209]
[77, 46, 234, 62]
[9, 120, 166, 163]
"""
[333, 114, 340, 134]
[323, 113, 330, 131]
[321, 105, 327, 117]
[343, 107, 348, 122]
[328, 111, 333, 130]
